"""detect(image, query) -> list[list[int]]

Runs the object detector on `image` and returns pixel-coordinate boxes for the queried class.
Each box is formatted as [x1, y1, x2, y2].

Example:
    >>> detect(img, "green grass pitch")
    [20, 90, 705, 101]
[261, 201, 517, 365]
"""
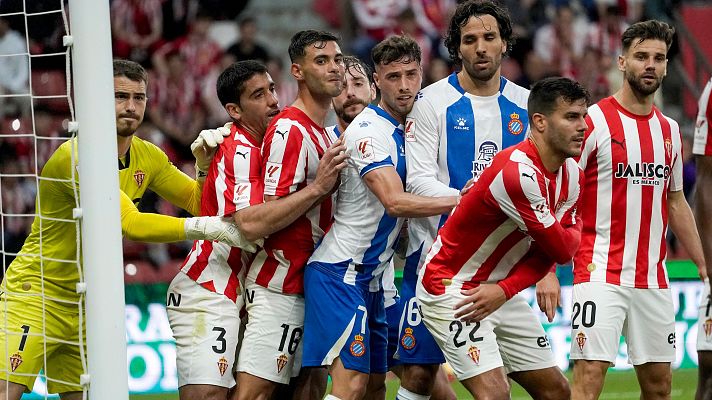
[129, 368, 699, 399]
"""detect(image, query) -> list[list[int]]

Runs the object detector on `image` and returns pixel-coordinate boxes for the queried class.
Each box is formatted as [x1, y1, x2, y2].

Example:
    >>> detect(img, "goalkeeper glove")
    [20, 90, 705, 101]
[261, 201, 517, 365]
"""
[184, 216, 262, 252]
[191, 123, 232, 181]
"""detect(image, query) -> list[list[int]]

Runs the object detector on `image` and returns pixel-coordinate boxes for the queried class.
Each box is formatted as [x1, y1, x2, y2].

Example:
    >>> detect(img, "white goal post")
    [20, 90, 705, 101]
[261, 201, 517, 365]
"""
[68, 0, 129, 398]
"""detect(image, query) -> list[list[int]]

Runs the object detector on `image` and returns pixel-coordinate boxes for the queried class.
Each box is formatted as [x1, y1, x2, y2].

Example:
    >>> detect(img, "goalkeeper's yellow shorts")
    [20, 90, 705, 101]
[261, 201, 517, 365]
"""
[0, 292, 84, 394]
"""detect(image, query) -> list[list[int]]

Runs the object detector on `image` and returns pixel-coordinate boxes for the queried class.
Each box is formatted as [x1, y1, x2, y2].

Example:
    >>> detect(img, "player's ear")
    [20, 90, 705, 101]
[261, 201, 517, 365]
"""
[225, 103, 242, 122]
[373, 72, 381, 90]
[617, 54, 626, 73]
[291, 63, 303, 80]
[531, 113, 546, 133]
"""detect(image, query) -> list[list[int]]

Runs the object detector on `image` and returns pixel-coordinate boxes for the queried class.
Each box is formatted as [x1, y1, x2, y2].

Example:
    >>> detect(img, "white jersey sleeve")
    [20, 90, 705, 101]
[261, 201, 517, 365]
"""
[346, 123, 394, 177]
[405, 95, 459, 197]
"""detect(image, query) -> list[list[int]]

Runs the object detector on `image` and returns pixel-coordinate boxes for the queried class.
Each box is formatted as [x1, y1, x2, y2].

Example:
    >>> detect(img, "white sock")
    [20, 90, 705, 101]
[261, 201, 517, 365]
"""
[396, 386, 431, 400]
[324, 395, 343, 400]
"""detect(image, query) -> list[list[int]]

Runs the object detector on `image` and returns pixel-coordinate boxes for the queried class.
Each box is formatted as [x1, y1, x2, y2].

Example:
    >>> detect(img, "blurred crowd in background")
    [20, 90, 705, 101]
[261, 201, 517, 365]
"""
[0, 0, 707, 279]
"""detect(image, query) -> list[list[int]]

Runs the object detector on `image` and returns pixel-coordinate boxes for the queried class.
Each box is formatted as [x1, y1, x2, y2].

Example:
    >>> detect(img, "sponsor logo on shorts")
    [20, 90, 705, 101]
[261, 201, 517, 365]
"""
[508, 112, 524, 135]
[575, 332, 587, 352]
[705, 318, 712, 338]
[9, 352, 22, 372]
[350, 334, 365, 357]
[668, 332, 676, 348]
[467, 345, 480, 365]
[217, 356, 229, 376]
[537, 335, 550, 348]
[133, 170, 145, 188]
[401, 327, 416, 350]
[276, 354, 289, 373]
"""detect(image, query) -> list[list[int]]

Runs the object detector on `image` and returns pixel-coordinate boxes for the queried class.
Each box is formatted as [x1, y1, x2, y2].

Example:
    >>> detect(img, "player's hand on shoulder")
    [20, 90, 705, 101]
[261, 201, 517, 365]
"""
[191, 123, 233, 176]
[313, 136, 349, 195]
[535, 272, 561, 322]
[454, 284, 507, 323]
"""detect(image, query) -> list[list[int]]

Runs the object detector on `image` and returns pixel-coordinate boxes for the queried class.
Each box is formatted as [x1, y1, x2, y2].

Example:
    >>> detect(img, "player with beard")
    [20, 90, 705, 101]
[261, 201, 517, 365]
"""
[399, 1, 564, 399]
[570, 20, 706, 400]
[327, 55, 376, 138]
[302, 34, 459, 400]
[234, 30, 346, 400]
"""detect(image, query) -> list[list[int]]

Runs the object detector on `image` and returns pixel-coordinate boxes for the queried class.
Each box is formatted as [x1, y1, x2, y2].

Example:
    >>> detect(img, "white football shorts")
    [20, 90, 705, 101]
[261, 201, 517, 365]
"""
[569, 281, 675, 365]
[236, 282, 304, 384]
[167, 272, 242, 388]
[417, 285, 556, 381]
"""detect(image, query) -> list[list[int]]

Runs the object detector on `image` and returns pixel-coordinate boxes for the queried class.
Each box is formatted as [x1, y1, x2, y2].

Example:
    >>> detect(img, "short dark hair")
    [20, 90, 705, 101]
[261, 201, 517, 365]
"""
[528, 77, 590, 122]
[445, 0, 513, 64]
[343, 55, 374, 85]
[288, 30, 340, 63]
[371, 34, 421, 66]
[113, 59, 147, 85]
[216, 60, 268, 107]
[621, 20, 675, 52]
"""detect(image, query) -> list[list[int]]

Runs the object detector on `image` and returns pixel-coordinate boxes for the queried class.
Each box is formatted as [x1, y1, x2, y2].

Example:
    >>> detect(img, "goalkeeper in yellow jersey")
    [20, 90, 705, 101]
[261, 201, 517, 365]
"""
[0, 59, 252, 399]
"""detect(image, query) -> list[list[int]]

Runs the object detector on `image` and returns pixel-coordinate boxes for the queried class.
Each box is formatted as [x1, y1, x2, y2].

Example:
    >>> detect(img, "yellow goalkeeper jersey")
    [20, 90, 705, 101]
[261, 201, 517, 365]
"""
[2, 136, 202, 305]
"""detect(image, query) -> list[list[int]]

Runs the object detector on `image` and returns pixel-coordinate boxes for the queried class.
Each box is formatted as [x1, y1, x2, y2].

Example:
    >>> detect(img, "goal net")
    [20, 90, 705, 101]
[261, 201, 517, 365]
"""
[1, 0, 128, 398]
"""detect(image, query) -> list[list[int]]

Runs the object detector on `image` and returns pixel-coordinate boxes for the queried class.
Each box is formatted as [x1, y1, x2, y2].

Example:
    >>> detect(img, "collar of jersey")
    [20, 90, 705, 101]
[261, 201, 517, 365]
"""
[367, 104, 400, 128]
[118, 146, 131, 170]
[447, 72, 507, 96]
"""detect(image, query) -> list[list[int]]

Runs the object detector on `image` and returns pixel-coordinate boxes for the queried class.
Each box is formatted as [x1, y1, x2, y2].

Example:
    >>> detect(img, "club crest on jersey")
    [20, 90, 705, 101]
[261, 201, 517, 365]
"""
[350, 334, 366, 357]
[276, 354, 289, 373]
[576, 332, 587, 351]
[401, 328, 416, 350]
[356, 137, 375, 161]
[9, 352, 22, 372]
[405, 118, 416, 142]
[467, 345, 480, 365]
[508, 112, 524, 135]
[705, 319, 712, 338]
[133, 170, 145, 188]
[217, 356, 229, 376]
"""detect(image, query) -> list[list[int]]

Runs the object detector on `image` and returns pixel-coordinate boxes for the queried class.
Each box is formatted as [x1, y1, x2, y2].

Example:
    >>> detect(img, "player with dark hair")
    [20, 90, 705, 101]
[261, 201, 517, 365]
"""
[302, 34, 458, 400]
[234, 30, 346, 400]
[0, 59, 247, 400]
[167, 59, 347, 400]
[570, 20, 706, 399]
[399, 1, 563, 399]
[417, 76, 588, 399]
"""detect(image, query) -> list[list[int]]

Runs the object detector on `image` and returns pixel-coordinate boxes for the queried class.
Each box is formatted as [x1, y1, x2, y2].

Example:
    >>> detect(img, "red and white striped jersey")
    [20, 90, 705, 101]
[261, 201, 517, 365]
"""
[247, 106, 336, 294]
[574, 96, 683, 289]
[419, 140, 583, 297]
[693, 78, 712, 156]
[180, 124, 264, 302]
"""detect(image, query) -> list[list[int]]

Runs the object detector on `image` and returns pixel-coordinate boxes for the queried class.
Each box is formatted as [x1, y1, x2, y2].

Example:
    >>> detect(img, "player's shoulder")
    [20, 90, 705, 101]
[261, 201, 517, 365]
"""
[42, 138, 75, 178]
[266, 107, 310, 140]
[231, 125, 261, 150]
[414, 73, 464, 109]
[500, 78, 530, 108]
[344, 106, 392, 142]
[129, 136, 170, 167]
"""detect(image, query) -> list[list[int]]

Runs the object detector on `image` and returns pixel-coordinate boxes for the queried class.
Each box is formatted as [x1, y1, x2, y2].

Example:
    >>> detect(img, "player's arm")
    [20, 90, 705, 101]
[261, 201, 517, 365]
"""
[498, 164, 582, 264]
[233, 132, 347, 242]
[405, 97, 459, 197]
[669, 189, 707, 278]
[362, 166, 458, 217]
[120, 190, 254, 249]
[697, 156, 712, 281]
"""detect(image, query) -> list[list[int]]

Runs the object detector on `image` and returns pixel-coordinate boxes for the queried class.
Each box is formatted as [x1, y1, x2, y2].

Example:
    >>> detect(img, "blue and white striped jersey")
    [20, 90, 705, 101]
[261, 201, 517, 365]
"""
[309, 105, 406, 291]
[403, 73, 530, 287]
